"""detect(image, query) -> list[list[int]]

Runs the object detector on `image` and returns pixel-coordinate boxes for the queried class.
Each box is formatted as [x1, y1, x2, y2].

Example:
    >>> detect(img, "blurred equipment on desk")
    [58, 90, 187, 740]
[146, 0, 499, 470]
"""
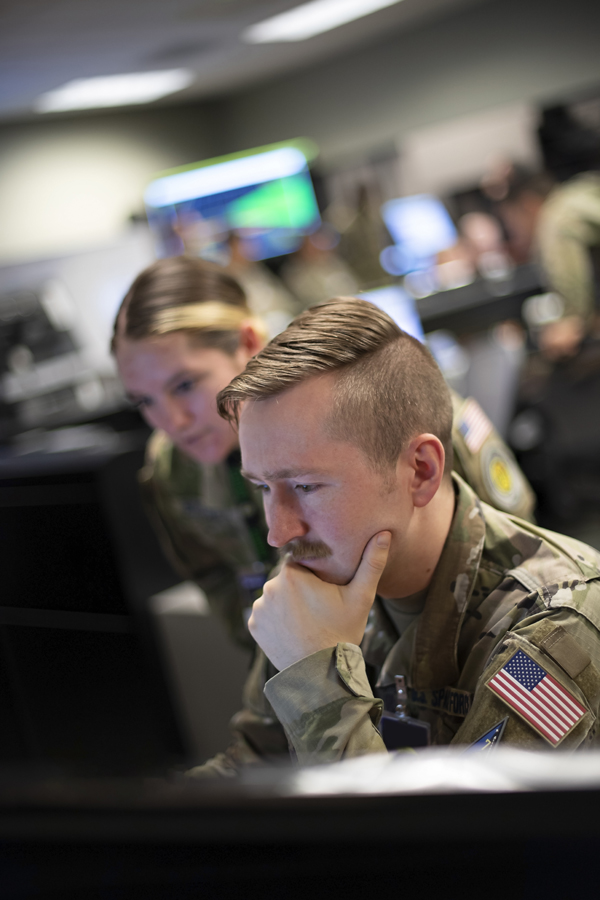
[0, 226, 154, 441]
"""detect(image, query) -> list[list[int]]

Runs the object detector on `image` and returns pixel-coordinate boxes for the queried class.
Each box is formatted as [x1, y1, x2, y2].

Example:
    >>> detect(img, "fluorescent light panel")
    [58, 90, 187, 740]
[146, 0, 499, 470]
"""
[35, 69, 194, 113]
[243, 0, 405, 42]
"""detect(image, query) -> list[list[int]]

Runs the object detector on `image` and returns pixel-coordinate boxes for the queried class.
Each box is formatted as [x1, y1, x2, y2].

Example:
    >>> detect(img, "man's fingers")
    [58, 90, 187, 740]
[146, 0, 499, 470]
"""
[347, 531, 391, 599]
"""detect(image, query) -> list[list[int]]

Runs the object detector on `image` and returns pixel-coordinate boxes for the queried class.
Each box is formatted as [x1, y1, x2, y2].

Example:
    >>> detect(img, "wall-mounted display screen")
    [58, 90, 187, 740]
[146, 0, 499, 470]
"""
[145, 139, 321, 262]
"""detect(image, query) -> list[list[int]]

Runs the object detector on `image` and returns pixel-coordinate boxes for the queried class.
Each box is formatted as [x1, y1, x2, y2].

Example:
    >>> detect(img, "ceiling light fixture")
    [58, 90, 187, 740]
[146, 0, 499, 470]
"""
[242, 0, 405, 43]
[34, 69, 194, 113]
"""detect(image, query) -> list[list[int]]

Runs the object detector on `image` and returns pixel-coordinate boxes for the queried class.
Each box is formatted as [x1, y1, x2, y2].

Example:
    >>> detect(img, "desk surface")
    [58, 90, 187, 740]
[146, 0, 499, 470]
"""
[2, 749, 600, 844]
[0, 752, 596, 900]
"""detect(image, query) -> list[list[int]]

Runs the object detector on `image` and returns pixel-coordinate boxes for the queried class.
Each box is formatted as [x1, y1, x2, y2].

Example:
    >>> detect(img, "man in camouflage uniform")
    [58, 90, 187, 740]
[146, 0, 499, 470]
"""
[198, 298, 600, 774]
[141, 390, 534, 655]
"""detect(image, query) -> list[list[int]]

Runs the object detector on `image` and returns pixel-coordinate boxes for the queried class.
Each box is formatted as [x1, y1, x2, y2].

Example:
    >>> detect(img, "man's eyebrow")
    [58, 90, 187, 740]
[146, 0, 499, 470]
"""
[241, 468, 322, 481]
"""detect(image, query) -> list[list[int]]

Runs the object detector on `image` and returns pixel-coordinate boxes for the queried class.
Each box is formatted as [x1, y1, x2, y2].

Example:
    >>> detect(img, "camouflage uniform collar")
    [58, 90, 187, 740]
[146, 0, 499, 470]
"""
[411, 473, 486, 689]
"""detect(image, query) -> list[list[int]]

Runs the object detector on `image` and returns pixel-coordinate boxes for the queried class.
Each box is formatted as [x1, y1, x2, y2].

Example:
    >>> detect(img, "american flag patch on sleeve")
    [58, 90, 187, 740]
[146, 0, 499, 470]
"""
[487, 649, 586, 746]
[457, 399, 493, 453]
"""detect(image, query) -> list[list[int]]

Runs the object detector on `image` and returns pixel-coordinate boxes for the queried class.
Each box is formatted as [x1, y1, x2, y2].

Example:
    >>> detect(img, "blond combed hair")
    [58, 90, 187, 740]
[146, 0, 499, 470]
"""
[111, 256, 265, 355]
[217, 297, 453, 472]
[150, 302, 268, 342]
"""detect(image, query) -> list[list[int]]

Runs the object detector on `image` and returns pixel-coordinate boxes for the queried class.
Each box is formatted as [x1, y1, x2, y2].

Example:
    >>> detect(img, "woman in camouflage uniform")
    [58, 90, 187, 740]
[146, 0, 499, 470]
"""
[112, 256, 276, 650]
[112, 256, 535, 653]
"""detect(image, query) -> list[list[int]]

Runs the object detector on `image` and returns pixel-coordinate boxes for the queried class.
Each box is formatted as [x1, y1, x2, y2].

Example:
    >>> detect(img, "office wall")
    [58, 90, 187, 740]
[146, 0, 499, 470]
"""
[218, 0, 600, 166]
[0, 105, 218, 265]
[1, 0, 600, 263]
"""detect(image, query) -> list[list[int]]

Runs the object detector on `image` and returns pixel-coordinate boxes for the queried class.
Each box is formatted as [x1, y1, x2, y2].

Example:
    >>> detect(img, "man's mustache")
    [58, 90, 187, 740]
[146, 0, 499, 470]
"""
[281, 539, 333, 561]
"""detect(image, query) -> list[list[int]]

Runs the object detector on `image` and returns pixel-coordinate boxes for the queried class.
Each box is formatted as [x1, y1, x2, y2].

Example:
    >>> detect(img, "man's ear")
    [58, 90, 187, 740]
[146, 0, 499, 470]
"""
[403, 433, 446, 508]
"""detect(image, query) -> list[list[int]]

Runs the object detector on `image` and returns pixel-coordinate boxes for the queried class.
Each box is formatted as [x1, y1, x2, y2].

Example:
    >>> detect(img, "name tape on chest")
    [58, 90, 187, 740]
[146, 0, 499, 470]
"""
[486, 649, 586, 746]
[408, 686, 473, 718]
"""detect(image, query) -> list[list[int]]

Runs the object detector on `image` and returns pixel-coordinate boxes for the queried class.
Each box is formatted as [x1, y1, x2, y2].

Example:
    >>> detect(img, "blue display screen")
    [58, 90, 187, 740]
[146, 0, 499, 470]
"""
[359, 285, 425, 343]
[380, 194, 457, 275]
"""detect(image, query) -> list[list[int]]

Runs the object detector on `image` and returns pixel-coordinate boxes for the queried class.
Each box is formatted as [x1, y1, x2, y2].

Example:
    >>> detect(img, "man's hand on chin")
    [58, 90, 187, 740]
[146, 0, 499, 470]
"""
[248, 532, 391, 672]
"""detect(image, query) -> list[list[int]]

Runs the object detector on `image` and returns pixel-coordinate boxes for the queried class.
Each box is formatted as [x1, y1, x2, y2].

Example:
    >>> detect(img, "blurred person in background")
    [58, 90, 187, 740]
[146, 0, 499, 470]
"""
[538, 105, 600, 184]
[111, 256, 535, 667]
[280, 225, 360, 309]
[225, 231, 301, 338]
[491, 166, 600, 361]
[336, 183, 390, 288]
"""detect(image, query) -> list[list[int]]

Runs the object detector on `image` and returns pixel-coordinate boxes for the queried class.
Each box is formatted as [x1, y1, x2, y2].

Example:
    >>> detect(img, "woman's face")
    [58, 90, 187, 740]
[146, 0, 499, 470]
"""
[115, 331, 252, 464]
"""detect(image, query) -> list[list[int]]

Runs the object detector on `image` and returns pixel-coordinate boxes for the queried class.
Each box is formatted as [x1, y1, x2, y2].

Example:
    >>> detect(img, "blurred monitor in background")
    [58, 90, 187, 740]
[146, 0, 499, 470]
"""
[144, 140, 321, 263]
[359, 284, 425, 343]
[379, 194, 458, 277]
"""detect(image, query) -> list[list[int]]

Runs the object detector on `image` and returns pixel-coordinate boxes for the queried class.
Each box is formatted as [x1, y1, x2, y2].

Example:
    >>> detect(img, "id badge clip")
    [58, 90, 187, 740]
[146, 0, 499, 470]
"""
[378, 675, 431, 750]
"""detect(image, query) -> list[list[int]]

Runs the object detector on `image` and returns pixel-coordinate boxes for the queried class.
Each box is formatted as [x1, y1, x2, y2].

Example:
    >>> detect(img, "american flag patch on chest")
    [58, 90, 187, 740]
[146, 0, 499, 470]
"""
[486, 649, 586, 746]
[457, 399, 493, 453]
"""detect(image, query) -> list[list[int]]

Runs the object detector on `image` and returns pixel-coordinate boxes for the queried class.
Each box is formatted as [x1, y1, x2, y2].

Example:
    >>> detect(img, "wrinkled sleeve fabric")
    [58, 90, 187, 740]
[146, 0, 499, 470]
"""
[453, 611, 600, 749]
[264, 643, 386, 765]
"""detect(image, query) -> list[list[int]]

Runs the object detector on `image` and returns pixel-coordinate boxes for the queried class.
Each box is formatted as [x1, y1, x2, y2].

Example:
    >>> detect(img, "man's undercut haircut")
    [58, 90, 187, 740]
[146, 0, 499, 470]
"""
[217, 297, 453, 473]
[111, 256, 264, 356]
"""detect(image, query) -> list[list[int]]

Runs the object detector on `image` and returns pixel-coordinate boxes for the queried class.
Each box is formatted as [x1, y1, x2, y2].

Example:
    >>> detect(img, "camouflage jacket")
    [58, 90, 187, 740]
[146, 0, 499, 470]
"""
[208, 474, 600, 772]
[138, 430, 272, 650]
[141, 399, 535, 656]
[537, 172, 600, 322]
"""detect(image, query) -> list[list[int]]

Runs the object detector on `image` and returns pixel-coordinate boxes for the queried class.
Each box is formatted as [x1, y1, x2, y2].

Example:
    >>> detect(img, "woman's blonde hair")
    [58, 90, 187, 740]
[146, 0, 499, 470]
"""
[111, 256, 267, 354]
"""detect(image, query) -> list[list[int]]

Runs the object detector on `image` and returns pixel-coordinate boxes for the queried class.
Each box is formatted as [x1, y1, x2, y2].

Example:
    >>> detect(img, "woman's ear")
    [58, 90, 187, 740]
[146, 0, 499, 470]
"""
[238, 321, 265, 360]
[404, 433, 446, 508]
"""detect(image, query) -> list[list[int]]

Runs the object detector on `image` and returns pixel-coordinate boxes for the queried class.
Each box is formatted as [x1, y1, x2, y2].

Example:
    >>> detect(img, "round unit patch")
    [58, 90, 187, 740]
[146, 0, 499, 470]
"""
[481, 441, 523, 512]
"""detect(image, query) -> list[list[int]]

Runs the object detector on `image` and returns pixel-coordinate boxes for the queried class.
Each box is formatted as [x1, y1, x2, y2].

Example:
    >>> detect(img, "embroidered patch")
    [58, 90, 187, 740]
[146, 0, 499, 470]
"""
[457, 399, 493, 453]
[481, 443, 522, 510]
[466, 717, 508, 752]
[486, 649, 586, 746]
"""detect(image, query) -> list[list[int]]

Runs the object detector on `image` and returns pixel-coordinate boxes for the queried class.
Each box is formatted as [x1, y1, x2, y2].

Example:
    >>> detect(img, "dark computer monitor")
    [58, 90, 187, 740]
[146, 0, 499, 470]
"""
[0, 442, 187, 774]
